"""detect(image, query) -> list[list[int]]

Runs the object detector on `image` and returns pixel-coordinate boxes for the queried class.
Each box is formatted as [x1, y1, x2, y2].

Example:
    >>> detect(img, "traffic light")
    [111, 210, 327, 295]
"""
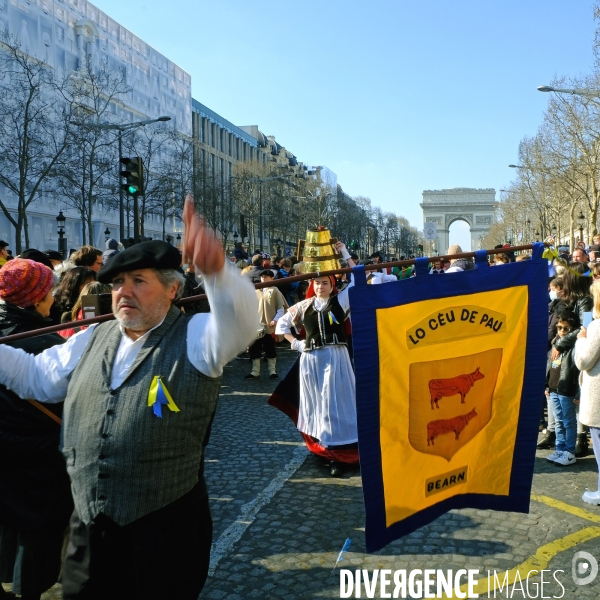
[120, 157, 144, 195]
[417, 244, 424, 252]
[239, 214, 248, 239]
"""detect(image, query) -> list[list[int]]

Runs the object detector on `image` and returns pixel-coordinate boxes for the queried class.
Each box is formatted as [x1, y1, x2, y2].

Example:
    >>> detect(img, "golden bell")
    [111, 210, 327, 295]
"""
[299, 227, 342, 274]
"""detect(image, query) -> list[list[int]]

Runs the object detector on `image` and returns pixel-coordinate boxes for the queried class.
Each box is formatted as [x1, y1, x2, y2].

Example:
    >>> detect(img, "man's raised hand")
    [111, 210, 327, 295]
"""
[183, 194, 225, 275]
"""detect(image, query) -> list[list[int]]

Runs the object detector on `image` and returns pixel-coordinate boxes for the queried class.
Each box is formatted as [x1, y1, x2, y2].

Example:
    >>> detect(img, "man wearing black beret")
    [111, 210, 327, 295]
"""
[0, 197, 259, 599]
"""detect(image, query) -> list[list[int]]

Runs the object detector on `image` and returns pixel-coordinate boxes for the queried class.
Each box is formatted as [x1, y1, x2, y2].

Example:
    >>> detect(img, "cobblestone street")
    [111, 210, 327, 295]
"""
[30, 347, 600, 599]
[201, 348, 600, 600]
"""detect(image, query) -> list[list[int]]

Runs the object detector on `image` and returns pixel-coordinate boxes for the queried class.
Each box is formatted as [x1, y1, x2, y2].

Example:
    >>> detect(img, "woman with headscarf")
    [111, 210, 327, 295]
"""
[273, 242, 357, 476]
[0, 259, 73, 599]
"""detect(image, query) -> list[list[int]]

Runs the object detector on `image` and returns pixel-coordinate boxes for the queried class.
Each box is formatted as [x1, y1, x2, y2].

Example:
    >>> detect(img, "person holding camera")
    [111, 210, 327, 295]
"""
[589, 237, 600, 263]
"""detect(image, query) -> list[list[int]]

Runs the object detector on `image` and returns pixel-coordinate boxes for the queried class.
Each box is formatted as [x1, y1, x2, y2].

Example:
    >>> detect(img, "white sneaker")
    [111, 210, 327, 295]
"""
[546, 450, 563, 462]
[583, 490, 600, 505]
[554, 451, 576, 466]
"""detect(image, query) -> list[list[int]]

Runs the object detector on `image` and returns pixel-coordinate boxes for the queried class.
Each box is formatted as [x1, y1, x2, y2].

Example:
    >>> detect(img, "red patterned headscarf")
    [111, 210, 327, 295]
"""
[306, 275, 338, 299]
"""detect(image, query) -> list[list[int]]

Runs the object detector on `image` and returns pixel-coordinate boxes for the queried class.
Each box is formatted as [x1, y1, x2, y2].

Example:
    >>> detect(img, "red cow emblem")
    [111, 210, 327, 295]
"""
[428, 367, 484, 409]
[409, 350, 501, 460]
[427, 408, 478, 446]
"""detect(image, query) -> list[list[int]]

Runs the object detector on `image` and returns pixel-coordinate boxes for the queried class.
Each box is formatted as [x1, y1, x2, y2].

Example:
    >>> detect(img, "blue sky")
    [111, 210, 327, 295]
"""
[95, 0, 596, 250]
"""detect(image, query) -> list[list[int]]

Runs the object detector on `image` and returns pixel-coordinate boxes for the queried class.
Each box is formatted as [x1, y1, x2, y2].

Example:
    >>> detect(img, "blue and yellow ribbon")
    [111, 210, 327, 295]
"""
[148, 376, 180, 418]
[328, 311, 339, 325]
[542, 246, 558, 262]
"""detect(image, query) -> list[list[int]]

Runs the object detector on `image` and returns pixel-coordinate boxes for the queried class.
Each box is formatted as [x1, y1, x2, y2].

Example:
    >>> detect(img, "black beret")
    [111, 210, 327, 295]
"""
[97, 241, 181, 283]
[45, 249, 63, 261]
[19, 248, 54, 270]
[258, 268, 274, 277]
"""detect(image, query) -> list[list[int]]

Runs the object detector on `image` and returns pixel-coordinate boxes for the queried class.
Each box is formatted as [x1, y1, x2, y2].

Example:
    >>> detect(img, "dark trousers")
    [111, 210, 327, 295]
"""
[62, 486, 212, 600]
[249, 333, 276, 359]
[0, 523, 66, 600]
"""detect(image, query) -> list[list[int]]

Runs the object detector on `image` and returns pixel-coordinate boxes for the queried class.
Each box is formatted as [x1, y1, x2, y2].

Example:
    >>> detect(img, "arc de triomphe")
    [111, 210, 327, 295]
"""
[420, 188, 496, 253]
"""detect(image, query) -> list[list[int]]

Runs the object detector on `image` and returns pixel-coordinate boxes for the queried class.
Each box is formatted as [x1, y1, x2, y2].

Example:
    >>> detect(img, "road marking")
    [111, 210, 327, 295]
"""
[531, 493, 600, 524]
[442, 526, 600, 598]
[208, 445, 308, 576]
[442, 494, 600, 598]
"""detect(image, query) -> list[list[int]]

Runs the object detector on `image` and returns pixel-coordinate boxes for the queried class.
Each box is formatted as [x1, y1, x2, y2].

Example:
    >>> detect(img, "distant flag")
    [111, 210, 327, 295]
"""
[331, 538, 352, 575]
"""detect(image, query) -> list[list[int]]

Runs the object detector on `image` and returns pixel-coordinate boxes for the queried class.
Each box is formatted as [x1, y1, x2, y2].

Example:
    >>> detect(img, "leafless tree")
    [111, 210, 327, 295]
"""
[0, 33, 73, 252]
[55, 61, 130, 245]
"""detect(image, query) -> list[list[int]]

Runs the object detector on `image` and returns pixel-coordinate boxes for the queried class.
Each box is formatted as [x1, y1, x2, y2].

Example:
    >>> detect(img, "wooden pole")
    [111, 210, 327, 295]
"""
[0, 243, 546, 345]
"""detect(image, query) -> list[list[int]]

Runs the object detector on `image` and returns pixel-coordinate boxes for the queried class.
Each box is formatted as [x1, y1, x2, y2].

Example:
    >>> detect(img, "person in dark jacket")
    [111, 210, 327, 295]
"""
[242, 254, 264, 284]
[0, 259, 72, 599]
[538, 276, 565, 450]
[545, 307, 581, 466]
[274, 258, 299, 305]
[232, 242, 249, 263]
[553, 264, 593, 455]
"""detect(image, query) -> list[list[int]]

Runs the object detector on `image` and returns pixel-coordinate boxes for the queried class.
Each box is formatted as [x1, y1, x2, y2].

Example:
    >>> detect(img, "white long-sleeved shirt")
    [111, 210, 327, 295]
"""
[0, 264, 259, 404]
[275, 283, 353, 337]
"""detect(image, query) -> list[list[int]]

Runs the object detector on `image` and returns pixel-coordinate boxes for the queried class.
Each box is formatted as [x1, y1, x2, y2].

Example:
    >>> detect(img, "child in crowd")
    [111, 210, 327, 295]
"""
[538, 276, 565, 449]
[245, 269, 287, 380]
[545, 307, 581, 466]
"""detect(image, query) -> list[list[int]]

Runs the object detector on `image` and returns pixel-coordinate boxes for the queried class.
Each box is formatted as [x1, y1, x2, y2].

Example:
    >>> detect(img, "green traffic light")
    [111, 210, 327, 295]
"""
[128, 185, 138, 194]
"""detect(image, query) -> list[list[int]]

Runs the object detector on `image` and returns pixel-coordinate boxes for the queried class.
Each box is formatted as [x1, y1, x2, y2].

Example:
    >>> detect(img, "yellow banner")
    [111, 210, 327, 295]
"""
[377, 286, 528, 527]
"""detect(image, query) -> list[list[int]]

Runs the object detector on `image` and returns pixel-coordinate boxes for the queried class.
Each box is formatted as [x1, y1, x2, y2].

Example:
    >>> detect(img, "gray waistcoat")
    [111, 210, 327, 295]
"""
[62, 305, 221, 525]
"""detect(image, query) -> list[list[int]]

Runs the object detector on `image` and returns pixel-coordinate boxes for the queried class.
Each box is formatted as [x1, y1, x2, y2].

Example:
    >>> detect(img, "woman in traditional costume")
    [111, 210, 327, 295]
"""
[274, 241, 357, 476]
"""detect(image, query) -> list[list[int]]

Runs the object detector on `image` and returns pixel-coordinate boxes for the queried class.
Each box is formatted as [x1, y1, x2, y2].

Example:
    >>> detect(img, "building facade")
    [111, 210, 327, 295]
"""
[0, 0, 334, 255]
[0, 0, 191, 252]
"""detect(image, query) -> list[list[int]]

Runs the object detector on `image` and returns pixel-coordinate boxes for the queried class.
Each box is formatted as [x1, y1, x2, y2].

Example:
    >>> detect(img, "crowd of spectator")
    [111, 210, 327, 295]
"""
[4, 230, 600, 595]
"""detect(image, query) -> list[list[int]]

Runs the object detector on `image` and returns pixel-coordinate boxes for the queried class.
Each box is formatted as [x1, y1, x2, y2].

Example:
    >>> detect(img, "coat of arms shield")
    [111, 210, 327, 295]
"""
[408, 349, 502, 461]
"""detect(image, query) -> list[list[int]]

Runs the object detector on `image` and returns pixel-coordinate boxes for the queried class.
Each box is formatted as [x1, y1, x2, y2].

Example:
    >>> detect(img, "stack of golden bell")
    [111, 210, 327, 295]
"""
[297, 226, 342, 274]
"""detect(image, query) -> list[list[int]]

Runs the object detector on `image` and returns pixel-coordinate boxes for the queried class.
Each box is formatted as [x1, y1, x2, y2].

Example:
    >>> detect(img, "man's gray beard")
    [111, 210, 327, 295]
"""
[114, 312, 148, 331]
[114, 298, 172, 332]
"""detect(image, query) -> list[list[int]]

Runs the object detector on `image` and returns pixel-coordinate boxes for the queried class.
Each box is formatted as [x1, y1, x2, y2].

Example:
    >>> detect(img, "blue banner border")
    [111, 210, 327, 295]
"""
[349, 244, 549, 552]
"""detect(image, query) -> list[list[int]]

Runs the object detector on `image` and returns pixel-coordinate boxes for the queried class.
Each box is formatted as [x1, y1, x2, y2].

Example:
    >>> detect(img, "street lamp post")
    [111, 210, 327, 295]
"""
[537, 85, 600, 97]
[578, 212, 586, 245]
[56, 210, 67, 259]
[104, 227, 111, 241]
[70, 116, 171, 242]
